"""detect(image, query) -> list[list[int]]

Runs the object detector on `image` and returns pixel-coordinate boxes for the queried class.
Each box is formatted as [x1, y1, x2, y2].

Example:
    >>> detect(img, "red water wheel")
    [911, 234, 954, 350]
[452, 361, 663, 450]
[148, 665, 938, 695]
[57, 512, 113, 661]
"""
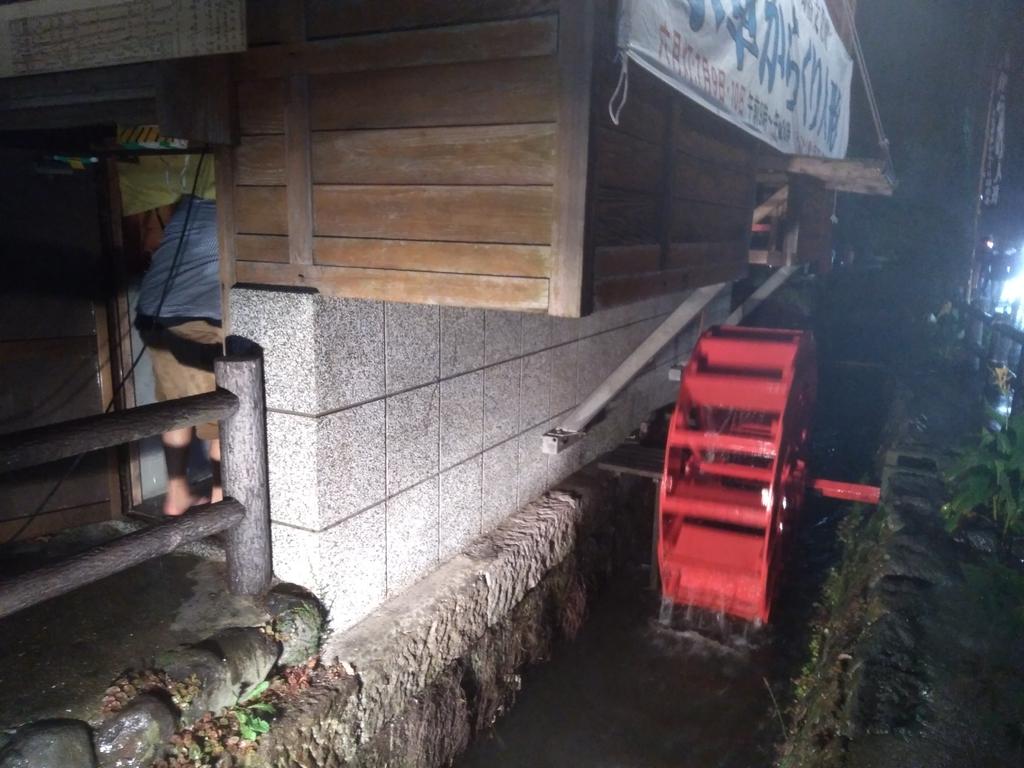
[659, 326, 817, 624]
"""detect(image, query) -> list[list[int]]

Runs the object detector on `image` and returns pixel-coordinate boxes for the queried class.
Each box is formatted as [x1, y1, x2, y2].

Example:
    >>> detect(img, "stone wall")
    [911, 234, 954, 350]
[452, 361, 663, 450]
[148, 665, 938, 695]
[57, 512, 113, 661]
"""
[258, 472, 654, 767]
[231, 288, 730, 630]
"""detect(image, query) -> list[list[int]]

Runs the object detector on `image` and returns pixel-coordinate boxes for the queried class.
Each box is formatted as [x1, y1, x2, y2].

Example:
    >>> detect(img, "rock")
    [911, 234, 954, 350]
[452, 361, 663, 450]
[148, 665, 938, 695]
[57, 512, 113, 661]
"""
[158, 628, 278, 723]
[95, 694, 176, 768]
[958, 522, 999, 555]
[267, 588, 324, 666]
[209, 627, 280, 700]
[157, 646, 233, 722]
[0, 720, 96, 768]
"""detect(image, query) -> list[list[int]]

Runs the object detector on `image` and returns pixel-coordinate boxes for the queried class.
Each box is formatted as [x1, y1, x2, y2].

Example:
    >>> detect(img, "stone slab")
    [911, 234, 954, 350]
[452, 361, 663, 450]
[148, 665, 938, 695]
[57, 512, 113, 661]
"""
[386, 303, 440, 394]
[440, 307, 484, 378]
[386, 385, 440, 496]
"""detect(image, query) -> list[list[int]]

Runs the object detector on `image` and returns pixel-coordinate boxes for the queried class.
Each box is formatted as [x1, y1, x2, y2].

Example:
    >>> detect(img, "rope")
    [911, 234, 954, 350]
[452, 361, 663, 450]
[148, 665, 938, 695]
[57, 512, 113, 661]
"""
[841, 0, 894, 175]
[608, 51, 630, 127]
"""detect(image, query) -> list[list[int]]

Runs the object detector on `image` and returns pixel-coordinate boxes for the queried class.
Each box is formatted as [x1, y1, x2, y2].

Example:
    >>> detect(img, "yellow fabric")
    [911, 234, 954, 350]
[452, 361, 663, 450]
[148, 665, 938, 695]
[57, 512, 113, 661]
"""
[117, 154, 216, 216]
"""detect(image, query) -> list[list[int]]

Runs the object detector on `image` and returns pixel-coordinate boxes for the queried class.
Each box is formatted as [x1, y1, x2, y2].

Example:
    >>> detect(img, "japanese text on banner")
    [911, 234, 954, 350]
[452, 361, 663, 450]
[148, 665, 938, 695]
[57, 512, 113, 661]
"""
[619, 0, 853, 158]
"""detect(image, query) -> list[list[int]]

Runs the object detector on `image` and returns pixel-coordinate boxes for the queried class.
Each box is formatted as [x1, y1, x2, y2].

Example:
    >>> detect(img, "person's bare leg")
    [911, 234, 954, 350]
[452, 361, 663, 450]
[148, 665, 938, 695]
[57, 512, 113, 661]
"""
[163, 427, 205, 516]
[207, 438, 223, 503]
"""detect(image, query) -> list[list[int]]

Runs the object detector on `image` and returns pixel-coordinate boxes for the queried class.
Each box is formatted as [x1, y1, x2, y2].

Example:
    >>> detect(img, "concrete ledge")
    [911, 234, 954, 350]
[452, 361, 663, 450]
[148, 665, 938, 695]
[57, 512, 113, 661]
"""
[259, 470, 645, 767]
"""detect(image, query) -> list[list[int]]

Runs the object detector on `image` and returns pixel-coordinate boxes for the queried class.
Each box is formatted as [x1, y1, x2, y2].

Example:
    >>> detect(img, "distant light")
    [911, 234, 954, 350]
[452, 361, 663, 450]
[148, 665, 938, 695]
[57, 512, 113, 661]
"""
[987, 239, 996, 249]
[999, 273, 1024, 306]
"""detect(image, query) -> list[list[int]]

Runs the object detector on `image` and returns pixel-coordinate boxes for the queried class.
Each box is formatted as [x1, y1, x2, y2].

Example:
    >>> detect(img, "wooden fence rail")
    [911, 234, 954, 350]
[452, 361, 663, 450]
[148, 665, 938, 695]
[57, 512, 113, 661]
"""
[0, 391, 239, 474]
[0, 501, 245, 618]
[962, 303, 1024, 411]
[0, 354, 271, 620]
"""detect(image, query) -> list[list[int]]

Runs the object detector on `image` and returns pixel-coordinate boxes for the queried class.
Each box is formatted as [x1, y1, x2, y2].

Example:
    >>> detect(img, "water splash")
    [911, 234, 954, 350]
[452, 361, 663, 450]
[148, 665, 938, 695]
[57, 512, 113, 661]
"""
[658, 595, 675, 626]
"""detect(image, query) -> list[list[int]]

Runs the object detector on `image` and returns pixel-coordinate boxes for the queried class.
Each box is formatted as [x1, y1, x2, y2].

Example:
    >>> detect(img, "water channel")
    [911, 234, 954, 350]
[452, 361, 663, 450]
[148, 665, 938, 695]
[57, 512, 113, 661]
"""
[458, 305, 889, 768]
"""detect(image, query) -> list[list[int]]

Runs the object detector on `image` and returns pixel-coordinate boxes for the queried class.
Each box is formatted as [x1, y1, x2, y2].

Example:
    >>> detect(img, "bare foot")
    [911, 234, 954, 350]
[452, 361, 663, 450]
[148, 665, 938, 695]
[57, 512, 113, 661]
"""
[163, 480, 210, 517]
[162, 495, 210, 517]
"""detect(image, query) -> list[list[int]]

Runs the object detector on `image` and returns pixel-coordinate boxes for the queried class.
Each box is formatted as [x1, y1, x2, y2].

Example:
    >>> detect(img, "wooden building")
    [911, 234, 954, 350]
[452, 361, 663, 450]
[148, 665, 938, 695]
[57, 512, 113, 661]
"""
[0, 0, 886, 588]
[219, 1, 757, 319]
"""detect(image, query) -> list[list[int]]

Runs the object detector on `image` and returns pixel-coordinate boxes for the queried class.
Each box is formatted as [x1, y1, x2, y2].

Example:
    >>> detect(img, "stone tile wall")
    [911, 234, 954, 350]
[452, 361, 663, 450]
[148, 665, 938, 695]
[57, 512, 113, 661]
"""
[232, 288, 730, 630]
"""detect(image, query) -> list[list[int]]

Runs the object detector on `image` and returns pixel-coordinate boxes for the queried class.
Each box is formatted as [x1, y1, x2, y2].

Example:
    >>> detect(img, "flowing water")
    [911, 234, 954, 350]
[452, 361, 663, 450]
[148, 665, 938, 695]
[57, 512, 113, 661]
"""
[457, 323, 888, 768]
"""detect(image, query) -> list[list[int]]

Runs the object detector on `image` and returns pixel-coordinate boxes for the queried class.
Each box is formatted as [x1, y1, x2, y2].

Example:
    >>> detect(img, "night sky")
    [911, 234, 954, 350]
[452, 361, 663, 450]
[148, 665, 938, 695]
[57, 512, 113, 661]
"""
[841, 0, 1024, 293]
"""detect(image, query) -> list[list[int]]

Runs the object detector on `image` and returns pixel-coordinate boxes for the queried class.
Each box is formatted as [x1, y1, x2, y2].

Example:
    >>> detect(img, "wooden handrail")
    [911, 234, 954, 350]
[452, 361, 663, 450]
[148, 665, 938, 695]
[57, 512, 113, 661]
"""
[0, 390, 239, 474]
[0, 500, 245, 619]
[0, 354, 272, 616]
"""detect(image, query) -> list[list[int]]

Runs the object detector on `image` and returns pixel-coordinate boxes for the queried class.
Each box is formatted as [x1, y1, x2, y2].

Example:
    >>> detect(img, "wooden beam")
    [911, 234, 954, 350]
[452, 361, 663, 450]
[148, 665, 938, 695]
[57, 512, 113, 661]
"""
[0, 501, 244, 619]
[752, 186, 789, 226]
[758, 155, 895, 196]
[304, 0, 558, 37]
[313, 238, 550, 278]
[548, 0, 600, 317]
[0, 62, 157, 131]
[235, 261, 549, 311]
[285, 74, 313, 265]
[313, 185, 553, 244]
[0, 392, 239, 474]
[156, 55, 235, 145]
[236, 16, 558, 79]
[310, 124, 556, 186]
[215, 147, 239, 334]
[309, 57, 557, 131]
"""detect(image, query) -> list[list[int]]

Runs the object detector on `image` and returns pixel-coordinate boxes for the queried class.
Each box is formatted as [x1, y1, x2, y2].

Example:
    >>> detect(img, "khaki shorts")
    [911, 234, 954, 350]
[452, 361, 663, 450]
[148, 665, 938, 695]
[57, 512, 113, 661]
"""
[142, 320, 223, 441]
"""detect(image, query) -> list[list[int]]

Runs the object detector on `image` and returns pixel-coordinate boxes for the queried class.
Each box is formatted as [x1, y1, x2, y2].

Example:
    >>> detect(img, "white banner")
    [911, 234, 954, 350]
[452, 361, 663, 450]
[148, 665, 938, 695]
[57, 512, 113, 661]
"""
[618, 0, 854, 158]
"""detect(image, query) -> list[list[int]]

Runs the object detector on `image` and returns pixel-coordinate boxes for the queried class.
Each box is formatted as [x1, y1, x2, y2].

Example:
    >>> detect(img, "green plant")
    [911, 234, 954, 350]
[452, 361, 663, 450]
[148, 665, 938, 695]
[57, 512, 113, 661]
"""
[234, 681, 274, 741]
[943, 412, 1024, 539]
[158, 683, 276, 766]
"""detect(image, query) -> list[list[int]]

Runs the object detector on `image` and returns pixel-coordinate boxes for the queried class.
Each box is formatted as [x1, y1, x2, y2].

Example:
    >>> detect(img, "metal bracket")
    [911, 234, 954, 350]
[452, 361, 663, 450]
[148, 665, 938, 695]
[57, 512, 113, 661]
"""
[541, 428, 586, 455]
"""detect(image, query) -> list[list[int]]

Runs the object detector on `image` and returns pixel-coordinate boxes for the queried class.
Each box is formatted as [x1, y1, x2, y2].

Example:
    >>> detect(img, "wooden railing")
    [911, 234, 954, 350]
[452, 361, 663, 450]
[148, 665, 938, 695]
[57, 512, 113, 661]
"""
[962, 304, 1024, 406]
[0, 354, 271, 619]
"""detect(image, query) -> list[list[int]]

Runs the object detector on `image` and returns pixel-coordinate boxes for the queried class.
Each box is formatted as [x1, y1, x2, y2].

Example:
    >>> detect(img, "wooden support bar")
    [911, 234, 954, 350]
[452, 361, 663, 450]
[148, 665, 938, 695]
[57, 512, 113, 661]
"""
[215, 355, 273, 596]
[548, 0, 599, 317]
[286, 74, 313, 265]
[725, 266, 800, 325]
[543, 282, 729, 453]
[0, 391, 239, 474]
[752, 186, 788, 226]
[0, 501, 244, 619]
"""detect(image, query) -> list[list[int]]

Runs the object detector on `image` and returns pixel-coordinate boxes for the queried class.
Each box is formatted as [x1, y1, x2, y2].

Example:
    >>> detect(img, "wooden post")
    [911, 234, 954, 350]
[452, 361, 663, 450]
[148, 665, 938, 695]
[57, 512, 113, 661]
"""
[215, 354, 272, 595]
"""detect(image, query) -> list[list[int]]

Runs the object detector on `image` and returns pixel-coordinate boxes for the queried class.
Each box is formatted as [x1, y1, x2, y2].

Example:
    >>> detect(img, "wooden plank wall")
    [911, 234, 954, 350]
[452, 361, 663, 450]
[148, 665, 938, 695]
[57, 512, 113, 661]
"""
[590, 60, 756, 310]
[225, 0, 562, 311]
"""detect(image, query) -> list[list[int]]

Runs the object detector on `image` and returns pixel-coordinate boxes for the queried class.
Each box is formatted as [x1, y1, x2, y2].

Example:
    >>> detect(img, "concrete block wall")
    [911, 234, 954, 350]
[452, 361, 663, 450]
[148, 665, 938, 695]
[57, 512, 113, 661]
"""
[232, 288, 731, 630]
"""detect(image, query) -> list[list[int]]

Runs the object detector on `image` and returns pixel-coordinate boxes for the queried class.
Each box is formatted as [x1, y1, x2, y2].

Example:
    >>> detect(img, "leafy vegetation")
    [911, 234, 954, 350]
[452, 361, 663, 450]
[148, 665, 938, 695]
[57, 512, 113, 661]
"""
[942, 411, 1024, 540]
[154, 657, 322, 768]
[235, 682, 274, 741]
